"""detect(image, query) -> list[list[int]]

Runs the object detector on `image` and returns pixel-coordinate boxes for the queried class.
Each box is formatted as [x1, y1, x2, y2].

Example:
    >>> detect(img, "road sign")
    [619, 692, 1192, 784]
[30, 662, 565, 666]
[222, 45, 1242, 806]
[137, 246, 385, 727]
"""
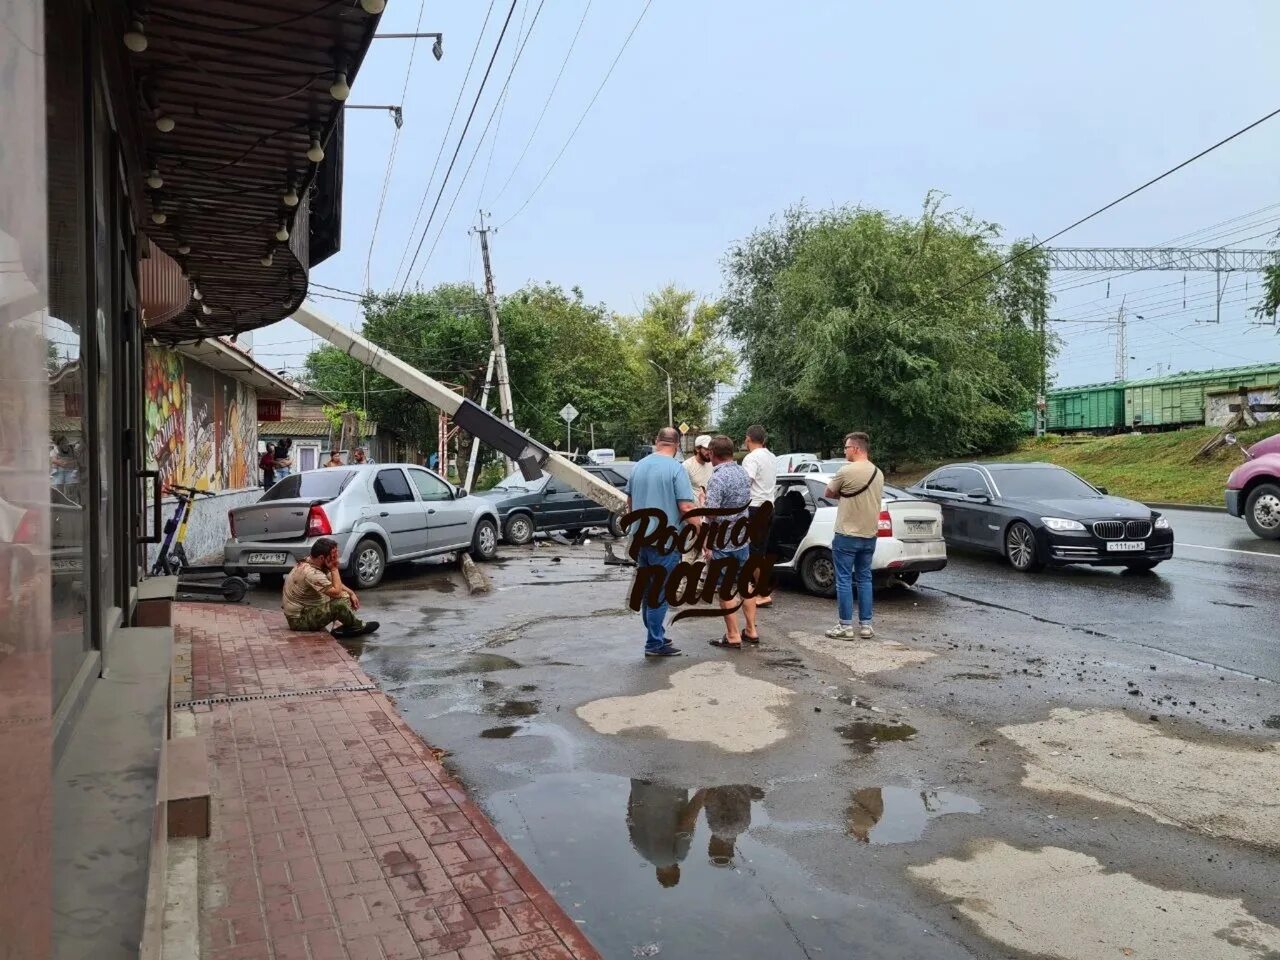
[678, 421, 689, 434]
[559, 403, 579, 423]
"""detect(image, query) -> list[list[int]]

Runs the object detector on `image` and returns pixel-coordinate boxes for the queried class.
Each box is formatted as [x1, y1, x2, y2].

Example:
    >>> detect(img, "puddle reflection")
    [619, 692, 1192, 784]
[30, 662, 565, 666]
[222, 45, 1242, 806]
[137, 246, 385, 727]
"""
[847, 786, 981, 844]
[835, 721, 918, 753]
[626, 781, 766, 886]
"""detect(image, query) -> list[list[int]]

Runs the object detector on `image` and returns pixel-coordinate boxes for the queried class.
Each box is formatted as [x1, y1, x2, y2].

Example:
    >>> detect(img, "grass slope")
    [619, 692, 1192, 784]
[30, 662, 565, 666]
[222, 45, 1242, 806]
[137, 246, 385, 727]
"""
[890, 421, 1280, 506]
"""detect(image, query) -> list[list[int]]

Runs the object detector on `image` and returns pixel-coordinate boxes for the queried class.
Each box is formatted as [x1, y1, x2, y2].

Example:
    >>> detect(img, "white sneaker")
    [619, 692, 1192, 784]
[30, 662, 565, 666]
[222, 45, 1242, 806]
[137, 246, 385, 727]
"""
[859, 625, 875, 639]
[825, 624, 859, 640]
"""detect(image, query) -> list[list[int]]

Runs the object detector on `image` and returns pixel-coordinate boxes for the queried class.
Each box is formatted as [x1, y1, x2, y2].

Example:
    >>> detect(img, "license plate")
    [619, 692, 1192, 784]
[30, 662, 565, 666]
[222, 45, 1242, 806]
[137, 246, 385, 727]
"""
[248, 552, 289, 564]
[905, 520, 933, 530]
[1106, 540, 1145, 552]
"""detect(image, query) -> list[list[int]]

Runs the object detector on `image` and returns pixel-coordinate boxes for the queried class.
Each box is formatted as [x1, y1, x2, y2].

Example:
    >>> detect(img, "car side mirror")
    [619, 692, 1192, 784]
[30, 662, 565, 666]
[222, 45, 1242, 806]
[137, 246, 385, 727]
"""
[966, 489, 991, 502]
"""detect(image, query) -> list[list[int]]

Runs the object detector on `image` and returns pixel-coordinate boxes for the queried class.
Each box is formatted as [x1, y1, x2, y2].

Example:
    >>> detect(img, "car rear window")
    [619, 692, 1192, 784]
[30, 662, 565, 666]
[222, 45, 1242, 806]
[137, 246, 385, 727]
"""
[261, 469, 354, 502]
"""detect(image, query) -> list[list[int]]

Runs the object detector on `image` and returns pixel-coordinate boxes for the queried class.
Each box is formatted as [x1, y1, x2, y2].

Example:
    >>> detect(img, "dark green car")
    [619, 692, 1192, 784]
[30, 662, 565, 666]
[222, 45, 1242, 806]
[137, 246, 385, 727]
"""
[474, 465, 630, 545]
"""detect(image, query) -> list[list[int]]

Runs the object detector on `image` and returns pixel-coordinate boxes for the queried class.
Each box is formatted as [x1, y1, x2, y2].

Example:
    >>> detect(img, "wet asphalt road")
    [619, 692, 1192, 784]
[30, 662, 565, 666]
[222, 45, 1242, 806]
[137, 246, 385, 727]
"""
[925, 507, 1280, 682]
[246, 511, 1279, 959]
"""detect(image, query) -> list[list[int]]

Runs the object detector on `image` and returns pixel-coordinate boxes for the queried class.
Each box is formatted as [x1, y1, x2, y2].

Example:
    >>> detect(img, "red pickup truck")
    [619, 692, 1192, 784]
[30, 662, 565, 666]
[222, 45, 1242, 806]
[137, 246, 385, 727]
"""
[1225, 432, 1280, 539]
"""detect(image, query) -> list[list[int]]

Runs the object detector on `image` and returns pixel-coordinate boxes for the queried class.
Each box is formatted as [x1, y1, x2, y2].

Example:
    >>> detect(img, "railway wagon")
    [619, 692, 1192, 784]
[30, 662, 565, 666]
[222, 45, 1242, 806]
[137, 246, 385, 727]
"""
[1123, 363, 1280, 429]
[1045, 382, 1126, 433]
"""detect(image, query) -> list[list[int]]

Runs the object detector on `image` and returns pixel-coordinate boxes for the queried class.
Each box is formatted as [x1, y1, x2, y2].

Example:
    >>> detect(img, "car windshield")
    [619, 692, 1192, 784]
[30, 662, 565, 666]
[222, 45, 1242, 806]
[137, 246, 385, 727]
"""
[993, 467, 1098, 500]
[262, 469, 354, 502]
[492, 471, 549, 493]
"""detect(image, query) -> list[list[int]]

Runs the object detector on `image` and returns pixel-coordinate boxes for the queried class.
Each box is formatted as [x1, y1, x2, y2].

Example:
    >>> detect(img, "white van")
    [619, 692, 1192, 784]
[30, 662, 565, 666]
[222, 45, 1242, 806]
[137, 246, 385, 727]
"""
[587, 448, 616, 465]
[774, 452, 818, 474]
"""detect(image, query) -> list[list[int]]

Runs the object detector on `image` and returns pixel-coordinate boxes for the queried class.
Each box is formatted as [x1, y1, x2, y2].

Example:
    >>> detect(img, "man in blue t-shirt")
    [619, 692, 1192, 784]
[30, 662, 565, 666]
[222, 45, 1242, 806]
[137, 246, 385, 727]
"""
[625, 427, 696, 657]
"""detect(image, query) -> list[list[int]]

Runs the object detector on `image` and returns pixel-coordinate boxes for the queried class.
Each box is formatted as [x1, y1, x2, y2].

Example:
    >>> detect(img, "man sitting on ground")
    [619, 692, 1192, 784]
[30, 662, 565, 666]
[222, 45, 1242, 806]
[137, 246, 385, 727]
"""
[282, 537, 379, 638]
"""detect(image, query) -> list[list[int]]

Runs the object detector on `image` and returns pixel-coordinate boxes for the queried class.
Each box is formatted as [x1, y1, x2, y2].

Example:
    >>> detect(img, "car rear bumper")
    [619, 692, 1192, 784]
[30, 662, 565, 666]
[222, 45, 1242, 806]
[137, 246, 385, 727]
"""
[224, 532, 355, 575]
[1225, 489, 1244, 517]
[885, 555, 948, 574]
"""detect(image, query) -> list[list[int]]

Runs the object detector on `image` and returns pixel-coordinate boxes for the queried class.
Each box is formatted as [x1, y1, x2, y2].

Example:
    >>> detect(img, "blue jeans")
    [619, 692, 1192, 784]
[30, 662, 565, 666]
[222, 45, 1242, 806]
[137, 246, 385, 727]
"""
[637, 546, 681, 651]
[832, 534, 876, 626]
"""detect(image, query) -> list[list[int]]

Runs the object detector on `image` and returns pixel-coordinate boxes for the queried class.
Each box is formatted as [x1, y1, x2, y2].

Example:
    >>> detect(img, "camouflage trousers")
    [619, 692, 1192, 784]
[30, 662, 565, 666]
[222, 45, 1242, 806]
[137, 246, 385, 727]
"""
[286, 598, 363, 632]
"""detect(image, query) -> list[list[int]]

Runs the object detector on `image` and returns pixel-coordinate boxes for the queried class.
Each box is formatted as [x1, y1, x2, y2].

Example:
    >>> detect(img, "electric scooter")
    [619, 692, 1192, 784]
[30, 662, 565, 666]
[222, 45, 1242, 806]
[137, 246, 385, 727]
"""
[152, 482, 248, 602]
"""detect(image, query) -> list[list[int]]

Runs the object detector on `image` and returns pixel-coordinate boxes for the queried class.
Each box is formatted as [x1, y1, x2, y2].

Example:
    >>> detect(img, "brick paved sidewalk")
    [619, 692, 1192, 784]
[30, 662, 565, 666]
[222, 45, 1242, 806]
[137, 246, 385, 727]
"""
[175, 604, 600, 960]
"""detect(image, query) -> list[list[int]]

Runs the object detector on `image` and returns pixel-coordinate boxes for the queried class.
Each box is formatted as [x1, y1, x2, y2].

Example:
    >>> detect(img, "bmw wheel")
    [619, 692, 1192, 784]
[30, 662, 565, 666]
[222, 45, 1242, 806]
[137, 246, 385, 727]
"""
[503, 513, 534, 545]
[471, 518, 499, 561]
[1005, 521, 1044, 573]
[350, 538, 385, 588]
[1245, 482, 1280, 540]
[799, 548, 836, 597]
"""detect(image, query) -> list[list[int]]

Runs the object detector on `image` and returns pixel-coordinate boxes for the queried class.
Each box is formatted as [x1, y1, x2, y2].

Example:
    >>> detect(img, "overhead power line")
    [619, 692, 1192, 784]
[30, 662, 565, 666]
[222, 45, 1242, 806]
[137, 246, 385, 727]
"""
[363, 0, 427, 291]
[398, 0, 522, 294]
[932, 103, 1280, 310]
[409, 1, 549, 287]
[491, 0, 594, 203]
[499, 0, 655, 228]
[392, 0, 500, 289]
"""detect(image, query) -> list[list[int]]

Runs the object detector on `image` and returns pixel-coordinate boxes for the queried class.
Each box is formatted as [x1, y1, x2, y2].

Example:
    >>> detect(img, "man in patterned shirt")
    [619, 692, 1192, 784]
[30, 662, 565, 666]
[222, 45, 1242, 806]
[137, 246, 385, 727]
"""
[703, 435, 759, 649]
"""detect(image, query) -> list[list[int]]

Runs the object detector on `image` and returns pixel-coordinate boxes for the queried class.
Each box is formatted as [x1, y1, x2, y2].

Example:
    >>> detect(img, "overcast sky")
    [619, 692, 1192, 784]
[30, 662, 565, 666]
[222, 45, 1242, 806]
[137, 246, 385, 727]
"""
[252, 0, 1280, 394]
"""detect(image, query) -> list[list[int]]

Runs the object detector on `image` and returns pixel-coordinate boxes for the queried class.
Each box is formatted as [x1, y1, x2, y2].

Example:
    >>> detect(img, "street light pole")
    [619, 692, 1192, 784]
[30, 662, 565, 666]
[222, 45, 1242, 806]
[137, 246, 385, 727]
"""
[648, 359, 673, 427]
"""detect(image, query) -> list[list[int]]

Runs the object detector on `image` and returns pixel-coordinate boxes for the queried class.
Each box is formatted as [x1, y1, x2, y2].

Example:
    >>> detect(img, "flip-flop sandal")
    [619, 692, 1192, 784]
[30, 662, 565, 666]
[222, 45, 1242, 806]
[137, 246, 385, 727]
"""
[709, 637, 744, 650]
[741, 632, 761, 644]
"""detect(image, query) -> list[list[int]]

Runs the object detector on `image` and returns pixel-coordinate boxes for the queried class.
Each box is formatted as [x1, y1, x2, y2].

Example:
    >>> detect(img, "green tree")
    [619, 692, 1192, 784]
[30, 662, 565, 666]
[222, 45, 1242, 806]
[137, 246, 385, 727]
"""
[621, 285, 736, 437]
[722, 198, 1050, 466]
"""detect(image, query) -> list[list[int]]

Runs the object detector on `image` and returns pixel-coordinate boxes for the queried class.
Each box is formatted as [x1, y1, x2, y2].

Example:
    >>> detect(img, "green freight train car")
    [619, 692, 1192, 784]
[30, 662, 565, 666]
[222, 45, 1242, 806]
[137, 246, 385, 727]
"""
[1027, 363, 1280, 434]
[1123, 363, 1280, 429]
[1045, 382, 1126, 433]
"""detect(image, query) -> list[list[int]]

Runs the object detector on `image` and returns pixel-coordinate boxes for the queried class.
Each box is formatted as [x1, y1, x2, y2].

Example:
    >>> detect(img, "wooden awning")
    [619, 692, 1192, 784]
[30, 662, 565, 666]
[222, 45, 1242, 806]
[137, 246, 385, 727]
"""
[127, 0, 381, 340]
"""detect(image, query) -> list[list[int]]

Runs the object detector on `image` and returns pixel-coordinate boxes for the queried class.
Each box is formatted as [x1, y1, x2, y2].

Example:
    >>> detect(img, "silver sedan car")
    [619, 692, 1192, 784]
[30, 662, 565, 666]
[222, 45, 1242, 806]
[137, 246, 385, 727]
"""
[224, 464, 500, 588]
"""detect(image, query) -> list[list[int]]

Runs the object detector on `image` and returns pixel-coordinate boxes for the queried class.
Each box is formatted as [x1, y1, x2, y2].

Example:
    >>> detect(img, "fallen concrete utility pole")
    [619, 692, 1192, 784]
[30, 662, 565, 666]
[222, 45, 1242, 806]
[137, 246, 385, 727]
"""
[291, 301, 628, 513]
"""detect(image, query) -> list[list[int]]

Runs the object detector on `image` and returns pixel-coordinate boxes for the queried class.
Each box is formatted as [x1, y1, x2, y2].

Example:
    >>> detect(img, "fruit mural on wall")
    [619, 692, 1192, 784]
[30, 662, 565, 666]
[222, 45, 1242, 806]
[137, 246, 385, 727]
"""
[144, 346, 257, 491]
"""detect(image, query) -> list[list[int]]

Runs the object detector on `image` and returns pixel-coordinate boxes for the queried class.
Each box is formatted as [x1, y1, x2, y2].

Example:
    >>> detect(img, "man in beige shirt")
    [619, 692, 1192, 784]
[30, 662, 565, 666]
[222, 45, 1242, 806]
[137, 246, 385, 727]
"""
[282, 537, 379, 637]
[681, 435, 714, 563]
[823, 431, 884, 640]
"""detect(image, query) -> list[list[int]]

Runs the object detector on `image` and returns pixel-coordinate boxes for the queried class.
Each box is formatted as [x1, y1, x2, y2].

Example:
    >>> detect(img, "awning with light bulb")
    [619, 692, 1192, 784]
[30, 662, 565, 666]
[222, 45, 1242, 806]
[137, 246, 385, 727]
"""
[125, 0, 384, 341]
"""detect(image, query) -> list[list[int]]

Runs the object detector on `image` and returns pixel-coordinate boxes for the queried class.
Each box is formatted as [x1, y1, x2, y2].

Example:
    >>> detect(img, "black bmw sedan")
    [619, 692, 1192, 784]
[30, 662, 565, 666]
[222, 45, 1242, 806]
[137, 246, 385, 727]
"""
[906, 462, 1174, 572]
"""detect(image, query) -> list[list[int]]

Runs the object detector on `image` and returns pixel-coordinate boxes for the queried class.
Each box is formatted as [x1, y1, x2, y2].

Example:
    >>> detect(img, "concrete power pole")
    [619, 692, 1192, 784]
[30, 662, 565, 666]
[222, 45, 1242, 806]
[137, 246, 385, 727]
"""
[475, 214, 515, 441]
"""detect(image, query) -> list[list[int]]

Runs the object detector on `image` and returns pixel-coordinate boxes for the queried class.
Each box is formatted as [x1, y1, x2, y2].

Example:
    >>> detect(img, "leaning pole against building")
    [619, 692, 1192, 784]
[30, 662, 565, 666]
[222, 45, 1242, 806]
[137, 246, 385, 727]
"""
[291, 301, 628, 513]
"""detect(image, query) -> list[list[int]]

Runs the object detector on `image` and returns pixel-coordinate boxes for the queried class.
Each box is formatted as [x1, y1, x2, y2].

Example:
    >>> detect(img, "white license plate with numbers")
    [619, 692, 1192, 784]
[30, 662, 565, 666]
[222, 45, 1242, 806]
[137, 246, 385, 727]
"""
[249, 552, 289, 564]
[1106, 541, 1144, 552]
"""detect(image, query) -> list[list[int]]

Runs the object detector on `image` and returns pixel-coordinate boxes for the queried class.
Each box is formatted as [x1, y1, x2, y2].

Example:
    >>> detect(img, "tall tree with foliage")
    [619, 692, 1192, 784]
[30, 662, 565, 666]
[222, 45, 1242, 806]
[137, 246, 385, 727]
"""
[621, 285, 736, 436]
[722, 198, 1051, 465]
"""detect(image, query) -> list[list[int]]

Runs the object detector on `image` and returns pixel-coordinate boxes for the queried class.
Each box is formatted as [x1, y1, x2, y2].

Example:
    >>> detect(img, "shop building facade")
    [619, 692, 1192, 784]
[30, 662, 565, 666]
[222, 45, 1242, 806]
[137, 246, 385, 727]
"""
[0, 0, 382, 955]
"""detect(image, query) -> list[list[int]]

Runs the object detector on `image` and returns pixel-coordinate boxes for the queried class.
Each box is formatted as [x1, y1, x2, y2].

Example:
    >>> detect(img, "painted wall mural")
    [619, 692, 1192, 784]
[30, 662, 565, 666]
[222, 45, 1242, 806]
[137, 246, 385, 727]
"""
[144, 347, 258, 491]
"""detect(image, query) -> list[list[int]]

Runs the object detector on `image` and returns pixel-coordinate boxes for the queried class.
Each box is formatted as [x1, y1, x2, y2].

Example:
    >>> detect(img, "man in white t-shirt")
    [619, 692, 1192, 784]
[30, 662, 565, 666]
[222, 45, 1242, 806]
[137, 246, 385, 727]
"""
[741, 424, 777, 607]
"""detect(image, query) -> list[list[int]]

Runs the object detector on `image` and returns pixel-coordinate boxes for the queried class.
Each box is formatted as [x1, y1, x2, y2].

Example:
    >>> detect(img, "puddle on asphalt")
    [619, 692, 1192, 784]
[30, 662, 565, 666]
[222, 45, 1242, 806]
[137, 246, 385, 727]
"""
[420, 653, 523, 676]
[847, 786, 981, 844]
[421, 578, 457, 593]
[486, 699, 541, 718]
[488, 772, 947, 959]
[480, 725, 522, 739]
[836, 721, 918, 754]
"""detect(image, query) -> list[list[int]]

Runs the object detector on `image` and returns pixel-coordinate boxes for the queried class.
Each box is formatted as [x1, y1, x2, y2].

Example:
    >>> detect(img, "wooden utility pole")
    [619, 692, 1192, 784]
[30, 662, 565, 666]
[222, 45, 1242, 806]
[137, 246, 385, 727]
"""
[474, 213, 515, 469]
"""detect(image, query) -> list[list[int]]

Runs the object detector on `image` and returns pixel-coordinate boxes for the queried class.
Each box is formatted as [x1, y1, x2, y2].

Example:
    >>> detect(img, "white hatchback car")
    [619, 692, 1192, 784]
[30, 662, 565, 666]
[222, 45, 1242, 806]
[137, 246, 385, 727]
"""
[770, 473, 947, 596]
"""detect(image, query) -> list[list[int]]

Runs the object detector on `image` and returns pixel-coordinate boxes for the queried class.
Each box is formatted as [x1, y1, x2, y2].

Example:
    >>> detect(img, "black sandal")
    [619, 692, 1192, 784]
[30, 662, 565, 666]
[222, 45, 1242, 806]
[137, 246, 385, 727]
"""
[741, 632, 760, 644]
[709, 637, 744, 649]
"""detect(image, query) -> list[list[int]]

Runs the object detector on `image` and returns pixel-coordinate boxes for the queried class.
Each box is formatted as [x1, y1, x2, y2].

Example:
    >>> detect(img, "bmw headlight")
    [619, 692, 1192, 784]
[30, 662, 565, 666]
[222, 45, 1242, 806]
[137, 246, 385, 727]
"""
[1041, 517, 1085, 532]
[1154, 515, 1171, 529]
